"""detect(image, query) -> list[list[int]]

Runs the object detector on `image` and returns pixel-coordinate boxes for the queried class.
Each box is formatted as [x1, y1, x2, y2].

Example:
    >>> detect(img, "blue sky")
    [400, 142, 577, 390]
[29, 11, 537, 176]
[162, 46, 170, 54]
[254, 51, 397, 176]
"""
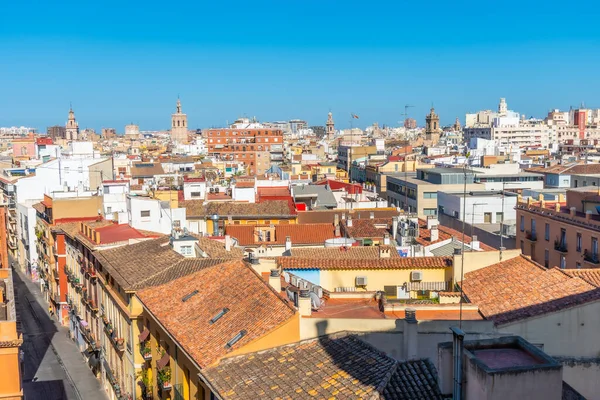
[1, 0, 599, 132]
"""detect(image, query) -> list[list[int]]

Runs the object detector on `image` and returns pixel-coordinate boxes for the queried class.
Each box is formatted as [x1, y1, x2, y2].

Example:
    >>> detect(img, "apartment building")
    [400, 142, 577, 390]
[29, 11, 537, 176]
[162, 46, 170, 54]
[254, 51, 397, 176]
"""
[386, 168, 483, 217]
[0, 268, 22, 399]
[516, 187, 600, 269]
[33, 193, 104, 321]
[203, 126, 284, 175]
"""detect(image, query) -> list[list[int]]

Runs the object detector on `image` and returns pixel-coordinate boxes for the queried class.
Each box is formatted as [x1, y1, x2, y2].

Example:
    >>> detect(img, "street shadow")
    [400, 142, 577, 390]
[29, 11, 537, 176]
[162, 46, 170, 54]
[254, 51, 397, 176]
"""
[12, 268, 71, 400]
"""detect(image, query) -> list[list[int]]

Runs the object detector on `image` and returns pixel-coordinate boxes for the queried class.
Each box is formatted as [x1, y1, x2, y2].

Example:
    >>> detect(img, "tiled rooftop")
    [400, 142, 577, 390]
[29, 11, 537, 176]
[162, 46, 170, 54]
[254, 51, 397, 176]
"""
[278, 256, 452, 270]
[341, 217, 392, 239]
[200, 334, 443, 400]
[415, 219, 495, 251]
[225, 223, 336, 246]
[290, 245, 400, 259]
[181, 199, 296, 218]
[460, 255, 600, 325]
[137, 260, 296, 368]
[297, 209, 401, 224]
[564, 269, 600, 288]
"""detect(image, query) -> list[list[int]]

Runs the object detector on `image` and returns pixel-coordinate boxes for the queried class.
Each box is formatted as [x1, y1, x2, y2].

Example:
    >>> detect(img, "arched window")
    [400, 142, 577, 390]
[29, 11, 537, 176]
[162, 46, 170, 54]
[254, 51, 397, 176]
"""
[177, 120, 180, 127]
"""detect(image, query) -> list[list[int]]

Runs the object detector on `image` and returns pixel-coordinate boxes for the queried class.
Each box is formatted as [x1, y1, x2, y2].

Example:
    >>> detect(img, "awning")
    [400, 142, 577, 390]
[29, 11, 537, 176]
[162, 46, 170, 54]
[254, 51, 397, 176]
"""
[138, 328, 150, 342]
[406, 281, 448, 291]
[156, 352, 170, 370]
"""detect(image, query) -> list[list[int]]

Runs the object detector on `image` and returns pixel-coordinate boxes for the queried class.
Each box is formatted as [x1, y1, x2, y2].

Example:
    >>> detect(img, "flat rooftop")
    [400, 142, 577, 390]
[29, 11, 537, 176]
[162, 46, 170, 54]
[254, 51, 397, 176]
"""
[473, 348, 543, 369]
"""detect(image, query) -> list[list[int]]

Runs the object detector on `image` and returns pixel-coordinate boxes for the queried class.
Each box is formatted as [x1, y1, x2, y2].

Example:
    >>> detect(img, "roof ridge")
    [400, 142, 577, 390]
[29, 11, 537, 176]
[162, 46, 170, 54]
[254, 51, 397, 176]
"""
[133, 257, 228, 290]
[242, 260, 298, 314]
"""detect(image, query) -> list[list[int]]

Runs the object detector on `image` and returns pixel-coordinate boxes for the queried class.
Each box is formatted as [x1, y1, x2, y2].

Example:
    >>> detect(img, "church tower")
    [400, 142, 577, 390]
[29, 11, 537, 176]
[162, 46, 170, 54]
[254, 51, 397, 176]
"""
[498, 98, 508, 116]
[453, 117, 462, 132]
[171, 98, 188, 144]
[65, 106, 79, 141]
[425, 107, 441, 142]
[326, 112, 335, 139]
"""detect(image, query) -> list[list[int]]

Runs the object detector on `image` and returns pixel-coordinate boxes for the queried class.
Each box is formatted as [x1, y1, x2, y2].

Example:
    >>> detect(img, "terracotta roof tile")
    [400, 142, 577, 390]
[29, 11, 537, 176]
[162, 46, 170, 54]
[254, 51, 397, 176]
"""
[290, 246, 400, 259]
[415, 219, 495, 251]
[225, 223, 336, 246]
[130, 162, 165, 178]
[297, 209, 401, 224]
[181, 200, 296, 218]
[277, 256, 452, 270]
[564, 269, 600, 288]
[341, 217, 392, 239]
[137, 260, 296, 368]
[460, 255, 600, 325]
[200, 334, 442, 400]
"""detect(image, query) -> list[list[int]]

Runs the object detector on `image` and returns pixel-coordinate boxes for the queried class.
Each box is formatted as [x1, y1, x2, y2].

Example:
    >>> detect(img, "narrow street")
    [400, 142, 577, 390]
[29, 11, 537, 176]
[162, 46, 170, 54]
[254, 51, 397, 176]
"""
[12, 266, 108, 400]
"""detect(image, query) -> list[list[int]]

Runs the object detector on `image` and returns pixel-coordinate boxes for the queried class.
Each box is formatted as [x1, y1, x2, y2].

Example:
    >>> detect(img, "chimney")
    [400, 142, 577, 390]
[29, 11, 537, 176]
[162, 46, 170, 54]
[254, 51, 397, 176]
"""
[570, 207, 576, 217]
[555, 203, 561, 212]
[586, 210, 593, 220]
[334, 214, 339, 227]
[383, 233, 390, 246]
[426, 216, 439, 230]
[471, 235, 480, 250]
[379, 246, 391, 258]
[285, 236, 292, 252]
[347, 217, 353, 227]
[402, 308, 418, 360]
[225, 235, 231, 251]
[298, 289, 312, 317]
[430, 225, 439, 242]
[269, 269, 281, 293]
[392, 216, 399, 240]
[370, 212, 374, 219]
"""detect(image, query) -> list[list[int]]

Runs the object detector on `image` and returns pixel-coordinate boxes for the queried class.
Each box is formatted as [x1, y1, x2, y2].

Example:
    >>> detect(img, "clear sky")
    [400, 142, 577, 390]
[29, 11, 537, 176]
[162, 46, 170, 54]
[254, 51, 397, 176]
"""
[1, 0, 599, 132]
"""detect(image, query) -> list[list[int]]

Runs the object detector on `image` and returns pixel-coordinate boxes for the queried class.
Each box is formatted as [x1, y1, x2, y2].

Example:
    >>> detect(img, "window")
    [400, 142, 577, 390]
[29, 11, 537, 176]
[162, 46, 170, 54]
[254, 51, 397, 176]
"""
[520, 216, 525, 232]
[593, 237, 599, 257]
[531, 219, 536, 235]
[545, 223, 550, 241]
[496, 212, 503, 223]
[560, 255, 566, 269]
[180, 245, 193, 256]
[576, 262, 582, 269]
[191, 191, 201, 198]
[140, 210, 151, 218]
[106, 207, 112, 214]
[423, 192, 438, 199]
[576, 232, 582, 252]
[423, 208, 437, 216]
[544, 250, 549, 268]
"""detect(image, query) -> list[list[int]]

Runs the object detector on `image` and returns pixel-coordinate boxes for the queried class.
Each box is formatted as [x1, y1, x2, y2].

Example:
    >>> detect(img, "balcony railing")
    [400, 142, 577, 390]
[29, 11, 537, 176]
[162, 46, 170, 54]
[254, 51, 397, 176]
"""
[525, 230, 537, 242]
[584, 250, 600, 264]
[104, 321, 125, 353]
[554, 239, 568, 253]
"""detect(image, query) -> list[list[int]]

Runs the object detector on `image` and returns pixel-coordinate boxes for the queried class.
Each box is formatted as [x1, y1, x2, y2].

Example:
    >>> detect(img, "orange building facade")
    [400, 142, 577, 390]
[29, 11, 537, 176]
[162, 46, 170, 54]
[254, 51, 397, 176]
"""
[203, 128, 284, 175]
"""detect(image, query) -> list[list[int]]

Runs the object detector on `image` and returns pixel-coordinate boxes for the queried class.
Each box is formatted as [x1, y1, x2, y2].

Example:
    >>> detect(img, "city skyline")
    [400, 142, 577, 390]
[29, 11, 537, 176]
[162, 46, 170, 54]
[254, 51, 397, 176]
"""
[1, 0, 599, 131]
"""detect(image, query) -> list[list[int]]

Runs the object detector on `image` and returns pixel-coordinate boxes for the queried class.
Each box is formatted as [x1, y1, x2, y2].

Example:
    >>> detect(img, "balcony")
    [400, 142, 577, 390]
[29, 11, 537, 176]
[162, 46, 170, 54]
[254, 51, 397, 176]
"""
[104, 322, 125, 353]
[139, 342, 152, 361]
[525, 230, 537, 242]
[554, 239, 568, 253]
[103, 360, 125, 400]
[584, 250, 600, 264]
[52, 293, 61, 304]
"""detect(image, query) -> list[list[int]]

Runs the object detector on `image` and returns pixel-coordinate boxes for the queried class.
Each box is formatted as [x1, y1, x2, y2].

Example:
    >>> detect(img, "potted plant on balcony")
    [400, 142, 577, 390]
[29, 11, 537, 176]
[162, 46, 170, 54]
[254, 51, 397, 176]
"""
[140, 342, 152, 360]
[116, 337, 125, 351]
[158, 366, 172, 390]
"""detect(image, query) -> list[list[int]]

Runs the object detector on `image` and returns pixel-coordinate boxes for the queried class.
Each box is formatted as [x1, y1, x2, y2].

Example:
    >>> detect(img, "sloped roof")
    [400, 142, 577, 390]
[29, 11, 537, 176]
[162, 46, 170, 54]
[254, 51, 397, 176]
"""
[564, 269, 600, 288]
[225, 223, 336, 246]
[290, 245, 401, 259]
[460, 255, 600, 325]
[200, 334, 442, 400]
[136, 260, 296, 368]
[341, 218, 391, 239]
[278, 256, 452, 270]
[181, 200, 296, 218]
[130, 162, 165, 178]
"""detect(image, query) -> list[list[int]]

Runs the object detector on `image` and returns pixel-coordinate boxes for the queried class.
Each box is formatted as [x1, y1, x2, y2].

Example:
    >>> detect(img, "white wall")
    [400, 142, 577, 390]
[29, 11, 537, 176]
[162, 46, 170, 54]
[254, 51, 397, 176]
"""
[127, 196, 187, 234]
[17, 202, 38, 268]
[232, 187, 255, 203]
[183, 182, 206, 201]
[103, 183, 129, 219]
[438, 192, 517, 224]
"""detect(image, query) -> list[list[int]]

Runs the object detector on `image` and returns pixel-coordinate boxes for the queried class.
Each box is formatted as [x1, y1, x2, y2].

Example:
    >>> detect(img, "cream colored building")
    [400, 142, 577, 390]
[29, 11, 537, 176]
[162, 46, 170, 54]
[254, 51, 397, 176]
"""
[170, 99, 188, 144]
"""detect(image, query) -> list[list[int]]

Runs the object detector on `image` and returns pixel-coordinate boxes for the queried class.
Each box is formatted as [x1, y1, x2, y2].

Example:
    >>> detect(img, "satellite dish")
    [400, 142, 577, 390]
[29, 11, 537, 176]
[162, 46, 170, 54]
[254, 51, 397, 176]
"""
[283, 271, 290, 284]
[309, 292, 321, 309]
[311, 285, 323, 298]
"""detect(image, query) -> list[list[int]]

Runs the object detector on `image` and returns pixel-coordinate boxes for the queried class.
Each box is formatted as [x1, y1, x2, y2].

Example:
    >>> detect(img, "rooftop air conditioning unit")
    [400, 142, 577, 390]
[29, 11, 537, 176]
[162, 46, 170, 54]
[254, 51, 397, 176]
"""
[209, 187, 215, 193]
[411, 271, 423, 281]
[355, 276, 368, 286]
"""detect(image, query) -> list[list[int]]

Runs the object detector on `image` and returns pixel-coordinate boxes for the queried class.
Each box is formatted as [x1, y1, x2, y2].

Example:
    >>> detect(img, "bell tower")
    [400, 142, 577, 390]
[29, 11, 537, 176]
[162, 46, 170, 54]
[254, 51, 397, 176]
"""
[326, 112, 335, 139]
[425, 107, 441, 142]
[65, 105, 79, 141]
[171, 98, 188, 144]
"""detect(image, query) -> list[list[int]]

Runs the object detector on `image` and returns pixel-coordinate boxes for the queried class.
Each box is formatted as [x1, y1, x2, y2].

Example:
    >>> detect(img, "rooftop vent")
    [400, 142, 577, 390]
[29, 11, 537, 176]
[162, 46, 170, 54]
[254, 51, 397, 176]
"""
[181, 290, 199, 302]
[225, 330, 247, 349]
[209, 308, 230, 325]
